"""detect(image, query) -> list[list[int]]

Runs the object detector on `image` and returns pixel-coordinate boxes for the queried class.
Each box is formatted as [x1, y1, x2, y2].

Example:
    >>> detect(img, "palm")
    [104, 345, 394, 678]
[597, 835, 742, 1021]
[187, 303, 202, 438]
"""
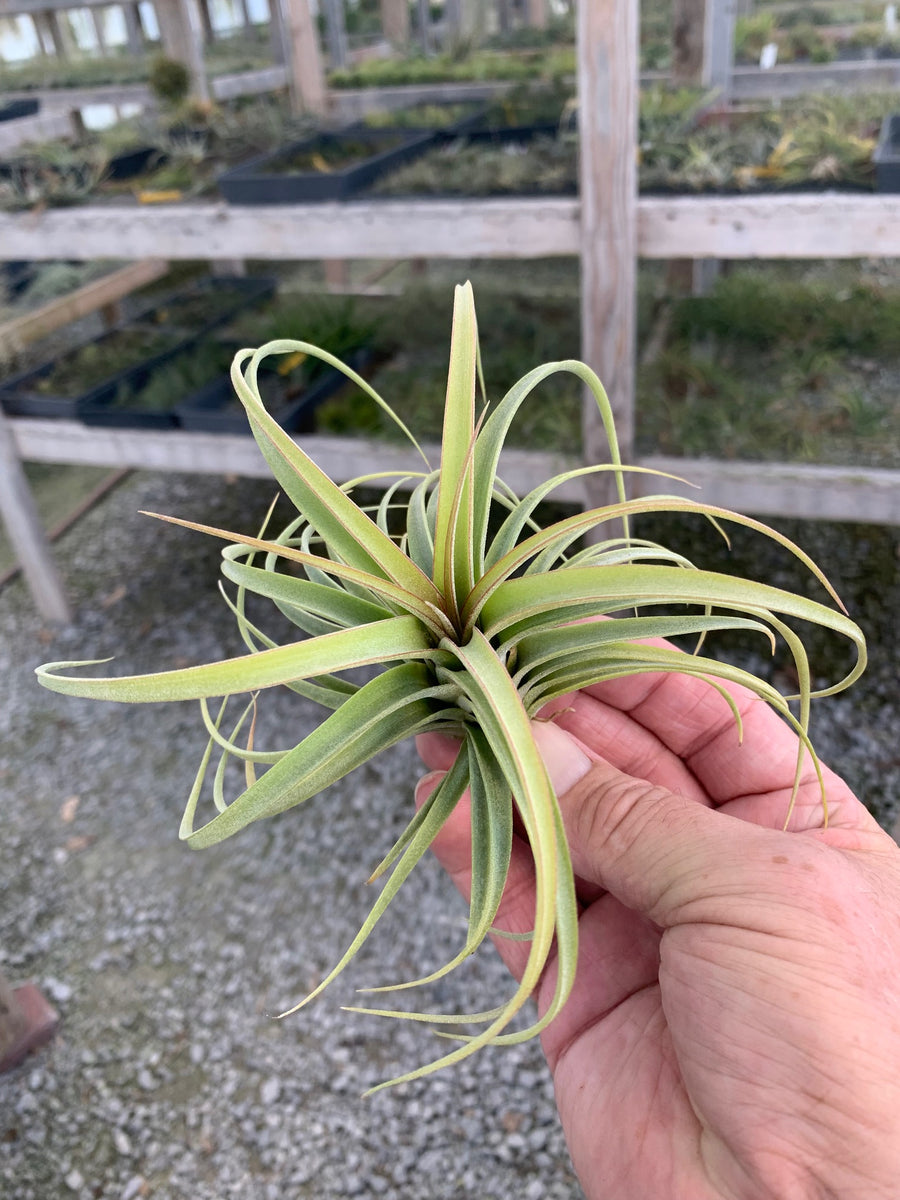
[418, 664, 900, 1200]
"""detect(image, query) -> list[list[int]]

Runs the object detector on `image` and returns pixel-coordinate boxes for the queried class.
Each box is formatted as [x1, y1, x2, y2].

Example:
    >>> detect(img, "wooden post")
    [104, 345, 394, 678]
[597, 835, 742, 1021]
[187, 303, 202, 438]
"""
[0, 411, 72, 624]
[280, 0, 327, 115]
[196, 0, 216, 44]
[380, 0, 410, 47]
[577, 0, 637, 501]
[672, 0, 706, 84]
[90, 5, 108, 54]
[705, 0, 737, 96]
[321, 0, 349, 69]
[416, 0, 431, 52]
[268, 0, 288, 62]
[33, 11, 63, 56]
[497, 0, 512, 35]
[527, 0, 548, 29]
[155, 0, 211, 102]
[459, 0, 485, 41]
[122, 2, 145, 54]
[444, 0, 462, 40]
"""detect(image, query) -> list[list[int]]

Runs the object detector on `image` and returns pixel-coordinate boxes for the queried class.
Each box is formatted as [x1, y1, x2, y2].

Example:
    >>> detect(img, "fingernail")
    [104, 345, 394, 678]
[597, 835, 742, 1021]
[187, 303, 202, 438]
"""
[531, 721, 594, 796]
[415, 770, 445, 808]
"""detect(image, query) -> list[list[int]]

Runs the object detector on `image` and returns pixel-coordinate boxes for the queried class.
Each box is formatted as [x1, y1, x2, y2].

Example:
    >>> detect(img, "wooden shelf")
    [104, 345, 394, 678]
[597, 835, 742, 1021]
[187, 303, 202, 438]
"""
[11, 418, 900, 525]
[1, 193, 897, 262]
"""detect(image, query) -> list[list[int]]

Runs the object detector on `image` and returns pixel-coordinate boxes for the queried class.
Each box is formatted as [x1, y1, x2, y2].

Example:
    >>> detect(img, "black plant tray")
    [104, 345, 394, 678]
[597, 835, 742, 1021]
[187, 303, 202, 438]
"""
[874, 114, 900, 191]
[107, 144, 167, 181]
[133, 275, 277, 338]
[0, 98, 39, 123]
[78, 387, 180, 429]
[0, 326, 196, 420]
[217, 129, 436, 204]
[177, 349, 370, 434]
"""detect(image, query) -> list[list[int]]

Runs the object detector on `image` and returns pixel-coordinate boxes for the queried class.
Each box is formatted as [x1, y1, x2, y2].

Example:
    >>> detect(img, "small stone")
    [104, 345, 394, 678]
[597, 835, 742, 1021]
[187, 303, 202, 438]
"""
[113, 1128, 133, 1156]
[122, 1177, 146, 1200]
[189, 1043, 205, 1066]
[64, 1169, 84, 1191]
[44, 977, 72, 1004]
[136, 1068, 155, 1091]
[259, 1077, 281, 1106]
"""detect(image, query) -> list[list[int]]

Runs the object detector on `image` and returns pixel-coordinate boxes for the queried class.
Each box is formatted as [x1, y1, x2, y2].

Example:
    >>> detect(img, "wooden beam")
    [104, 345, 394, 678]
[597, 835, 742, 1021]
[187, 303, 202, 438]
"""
[526, 0, 547, 30]
[0, 410, 71, 624]
[0, 259, 168, 360]
[577, 0, 638, 505]
[280, 0, 327, 115]
[154, 0, 210, 102]
[0, 198, 581, 259]
[705, 0, 737, 95]
[0, 65, 288, 110]
[321, 0, 348, 69]
[4, 194, 900, 263]
[415, 0, 431, 53]
[637, 194, 900, 259]
[9, 419, 900, 525]
[379, 0, 409, 46]
[672, 0, 705, 85]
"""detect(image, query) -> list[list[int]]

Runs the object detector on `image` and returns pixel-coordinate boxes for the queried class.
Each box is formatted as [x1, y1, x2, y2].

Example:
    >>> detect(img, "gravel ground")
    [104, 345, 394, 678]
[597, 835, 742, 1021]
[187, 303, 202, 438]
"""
[1, 467, 899, 1200]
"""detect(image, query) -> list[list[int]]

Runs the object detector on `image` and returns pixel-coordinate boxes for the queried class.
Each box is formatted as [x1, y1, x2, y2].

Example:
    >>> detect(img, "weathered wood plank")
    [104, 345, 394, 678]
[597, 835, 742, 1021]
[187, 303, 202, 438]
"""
[638, 194, 900, 259]
[0, 66, 288, 111]
[578, 0, 638, 508]
[281, 0, 327, 114]
[0, 198, 583, 259]
[0, 411, 71, 623]
[4, 194, 899, 262]
[10, 420, 900, 525]
[0, 259, 168, 358]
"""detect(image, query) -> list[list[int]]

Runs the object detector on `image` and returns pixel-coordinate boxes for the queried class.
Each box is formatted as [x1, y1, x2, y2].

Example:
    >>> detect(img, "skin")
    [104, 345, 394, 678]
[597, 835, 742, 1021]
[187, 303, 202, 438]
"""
[416, 662, 900, 1200]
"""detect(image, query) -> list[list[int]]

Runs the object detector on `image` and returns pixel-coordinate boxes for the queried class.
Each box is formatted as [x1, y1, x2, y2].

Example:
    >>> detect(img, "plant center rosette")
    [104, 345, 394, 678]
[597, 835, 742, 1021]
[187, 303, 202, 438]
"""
[36, 283, 866, 1092]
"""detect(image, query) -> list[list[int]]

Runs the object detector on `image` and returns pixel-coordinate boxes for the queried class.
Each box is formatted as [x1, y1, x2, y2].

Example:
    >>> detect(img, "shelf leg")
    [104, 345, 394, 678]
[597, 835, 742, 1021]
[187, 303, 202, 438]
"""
[0, 412, 72, 624]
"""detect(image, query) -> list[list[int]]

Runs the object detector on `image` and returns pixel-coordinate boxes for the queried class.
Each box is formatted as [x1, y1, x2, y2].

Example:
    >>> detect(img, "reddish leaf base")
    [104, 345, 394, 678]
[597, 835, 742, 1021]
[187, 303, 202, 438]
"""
[0, 985, 59, 1075]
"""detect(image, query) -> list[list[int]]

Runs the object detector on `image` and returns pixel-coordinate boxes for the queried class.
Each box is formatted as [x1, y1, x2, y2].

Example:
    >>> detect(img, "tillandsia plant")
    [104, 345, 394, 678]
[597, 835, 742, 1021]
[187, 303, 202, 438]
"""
[36, 283, 866, 1092]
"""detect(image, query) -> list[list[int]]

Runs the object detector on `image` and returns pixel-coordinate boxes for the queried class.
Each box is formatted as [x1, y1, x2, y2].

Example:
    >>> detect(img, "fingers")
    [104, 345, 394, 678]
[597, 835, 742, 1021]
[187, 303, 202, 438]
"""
[562, 666, 859, 824]
[413, 770, 541, 982]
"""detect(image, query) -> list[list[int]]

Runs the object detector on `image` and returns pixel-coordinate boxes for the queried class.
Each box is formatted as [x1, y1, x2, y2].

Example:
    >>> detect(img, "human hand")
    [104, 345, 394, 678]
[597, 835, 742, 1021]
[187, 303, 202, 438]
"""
[416, 661, 900, 1200]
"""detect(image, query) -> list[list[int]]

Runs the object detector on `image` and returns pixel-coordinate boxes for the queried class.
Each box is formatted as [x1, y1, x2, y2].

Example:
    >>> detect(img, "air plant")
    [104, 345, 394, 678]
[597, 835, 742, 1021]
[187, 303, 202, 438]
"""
[36, 283, 866, 1092]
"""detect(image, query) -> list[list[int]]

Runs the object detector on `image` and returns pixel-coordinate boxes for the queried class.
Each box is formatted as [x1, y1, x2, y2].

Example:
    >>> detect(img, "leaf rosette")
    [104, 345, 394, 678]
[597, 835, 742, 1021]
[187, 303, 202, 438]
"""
[36, 282, 866, 1092]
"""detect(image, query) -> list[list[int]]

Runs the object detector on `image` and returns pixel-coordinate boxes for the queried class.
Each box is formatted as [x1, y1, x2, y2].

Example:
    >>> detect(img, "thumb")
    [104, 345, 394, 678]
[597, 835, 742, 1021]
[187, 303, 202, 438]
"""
[532, 720, 749, 928]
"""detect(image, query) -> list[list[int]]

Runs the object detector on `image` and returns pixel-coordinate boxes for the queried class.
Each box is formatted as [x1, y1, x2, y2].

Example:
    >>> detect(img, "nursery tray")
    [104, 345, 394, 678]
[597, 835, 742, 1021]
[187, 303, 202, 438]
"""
[177, 350, 370, 434]
[106, 145, 166, 182]
[0, 98, 39, 123]
[874, 114, 900, 192]
[217, 129, 436, 204]
[0, 326, 194, 420]
[133, 275, 276, 338]
[368, 124, 576, 199]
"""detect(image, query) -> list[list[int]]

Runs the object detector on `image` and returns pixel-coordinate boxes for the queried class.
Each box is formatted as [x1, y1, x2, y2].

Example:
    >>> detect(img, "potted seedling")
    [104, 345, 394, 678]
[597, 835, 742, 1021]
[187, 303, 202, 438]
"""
[36, 284, 866, 1090]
